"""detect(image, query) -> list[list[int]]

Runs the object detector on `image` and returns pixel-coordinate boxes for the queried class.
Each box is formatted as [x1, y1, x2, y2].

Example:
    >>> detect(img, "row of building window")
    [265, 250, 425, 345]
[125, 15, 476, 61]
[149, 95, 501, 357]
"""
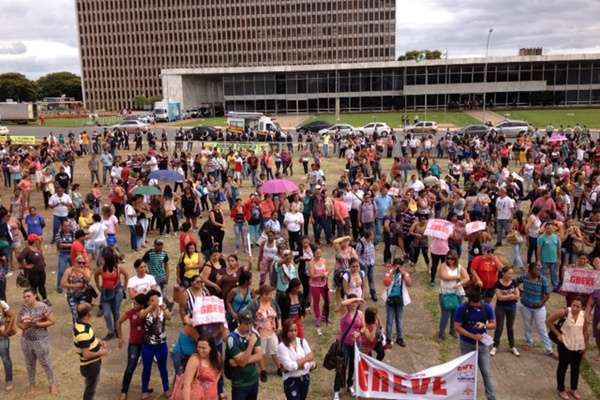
[223, 90, 600, 114]
[223, 63, 600, 96]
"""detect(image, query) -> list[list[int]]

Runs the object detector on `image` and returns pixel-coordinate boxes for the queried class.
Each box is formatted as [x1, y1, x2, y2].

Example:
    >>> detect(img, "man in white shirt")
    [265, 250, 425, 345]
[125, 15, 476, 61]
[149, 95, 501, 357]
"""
[124, 198, 139, 251]
[48, 186, 73, 242]
[495, 188, 515, 246]
[127, 259, 160, 298]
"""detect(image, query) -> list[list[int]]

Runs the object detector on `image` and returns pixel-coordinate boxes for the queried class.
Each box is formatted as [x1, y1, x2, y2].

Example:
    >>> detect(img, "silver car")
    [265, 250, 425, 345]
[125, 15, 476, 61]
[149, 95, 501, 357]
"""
[493, 120, 531, 138]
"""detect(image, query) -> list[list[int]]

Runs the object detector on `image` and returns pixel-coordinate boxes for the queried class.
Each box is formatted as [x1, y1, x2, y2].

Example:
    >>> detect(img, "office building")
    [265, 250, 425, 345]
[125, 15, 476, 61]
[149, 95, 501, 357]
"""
[75, 0, 396, 110]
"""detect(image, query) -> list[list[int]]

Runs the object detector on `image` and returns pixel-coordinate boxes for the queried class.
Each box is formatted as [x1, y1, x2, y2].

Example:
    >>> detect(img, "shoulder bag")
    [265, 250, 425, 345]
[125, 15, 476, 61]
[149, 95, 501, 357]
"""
[323, 309, 358, 371]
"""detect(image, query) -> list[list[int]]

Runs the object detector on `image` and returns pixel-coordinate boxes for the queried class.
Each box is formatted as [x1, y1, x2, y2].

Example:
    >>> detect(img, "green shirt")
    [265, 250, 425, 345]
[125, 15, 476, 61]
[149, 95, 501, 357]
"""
[142, 250, 169, 282]
[538, 233, 559, 263]
[226, 331, 261, 388]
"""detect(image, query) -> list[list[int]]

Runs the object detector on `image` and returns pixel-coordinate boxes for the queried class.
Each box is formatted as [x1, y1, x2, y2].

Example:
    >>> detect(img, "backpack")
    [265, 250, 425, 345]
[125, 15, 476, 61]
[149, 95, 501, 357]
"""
[224, 331, 243, 380]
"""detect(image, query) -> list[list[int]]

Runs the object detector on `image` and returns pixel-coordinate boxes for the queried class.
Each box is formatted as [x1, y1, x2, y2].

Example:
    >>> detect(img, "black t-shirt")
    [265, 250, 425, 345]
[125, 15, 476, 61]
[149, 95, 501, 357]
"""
[495, 280, 518, 307]
[55, 172, 70, 189]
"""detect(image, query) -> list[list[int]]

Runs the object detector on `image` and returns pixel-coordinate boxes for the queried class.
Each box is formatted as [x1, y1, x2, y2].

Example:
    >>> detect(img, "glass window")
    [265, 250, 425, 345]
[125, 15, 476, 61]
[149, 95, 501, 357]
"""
[567, 90, 578, 104]
[580, 68, 592, 84]
[520, 67, 531, 81]
[567, 68, 579, 85]
[308, 98, 318, 112]
[265, 76, 275, 94]
[382, 73, 394, 91]
[318, 98, 329, 112]
[360, 71, 370, 91]
[579, 90, 590, 103]
[339, 71, 349, 92]
[287, 78, 297, 94]
[555, 69, 566, 85]
[308, 77, 318, 93]
[276, 74, 286, 94]
[351, 72, 361, 92]
[276, 100, 286, 113]
[255, 76, 265, 95]
[318, 73, 329, 93]
[297, 77, 306, 94]
[372, 73, 382, 91]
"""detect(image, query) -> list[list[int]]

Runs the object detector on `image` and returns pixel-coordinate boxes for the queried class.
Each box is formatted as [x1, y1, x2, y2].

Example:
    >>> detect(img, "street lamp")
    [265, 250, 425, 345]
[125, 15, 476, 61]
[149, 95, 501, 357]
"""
[482, 28, 494, 124]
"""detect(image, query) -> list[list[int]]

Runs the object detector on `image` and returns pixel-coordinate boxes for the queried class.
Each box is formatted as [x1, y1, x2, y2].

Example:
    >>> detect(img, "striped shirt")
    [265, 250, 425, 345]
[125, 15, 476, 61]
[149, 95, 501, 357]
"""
[73, 322, 101, 366]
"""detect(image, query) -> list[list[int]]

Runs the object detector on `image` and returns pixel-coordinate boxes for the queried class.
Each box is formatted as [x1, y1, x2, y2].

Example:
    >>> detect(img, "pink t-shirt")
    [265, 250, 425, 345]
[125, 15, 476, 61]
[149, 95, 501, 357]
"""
[102, 215, 119, 235]
[309, 259, 328, 288]
[430, 238, 449, 256]
[339, 311, 364, 346]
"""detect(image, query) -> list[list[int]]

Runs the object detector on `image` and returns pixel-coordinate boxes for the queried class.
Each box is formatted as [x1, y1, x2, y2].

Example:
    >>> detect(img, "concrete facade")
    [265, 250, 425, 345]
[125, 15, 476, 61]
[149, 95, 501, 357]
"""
[76, 0, 396, 111]
[162, 53, 600, 113]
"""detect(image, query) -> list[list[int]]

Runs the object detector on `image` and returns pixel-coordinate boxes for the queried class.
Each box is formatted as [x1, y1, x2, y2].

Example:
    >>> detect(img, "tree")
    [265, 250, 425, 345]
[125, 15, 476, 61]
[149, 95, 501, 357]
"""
[36, 72, 82, 101]
[133, 95, 149, 110]
[0, 73, 38, 102]
[397, 50, 442, 61]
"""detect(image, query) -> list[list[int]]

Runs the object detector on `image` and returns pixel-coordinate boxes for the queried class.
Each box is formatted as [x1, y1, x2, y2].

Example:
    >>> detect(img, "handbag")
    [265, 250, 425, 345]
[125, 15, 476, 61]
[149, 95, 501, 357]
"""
[549, 316, 566, 345]
[441, 293, 461, 312]
[16, 271, 29, 288]
[323, 309, 359, 371]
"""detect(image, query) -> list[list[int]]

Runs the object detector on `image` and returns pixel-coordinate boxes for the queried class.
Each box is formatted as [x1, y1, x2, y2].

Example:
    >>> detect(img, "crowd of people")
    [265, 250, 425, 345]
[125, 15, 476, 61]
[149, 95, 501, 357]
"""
[0, 121, 598, 400]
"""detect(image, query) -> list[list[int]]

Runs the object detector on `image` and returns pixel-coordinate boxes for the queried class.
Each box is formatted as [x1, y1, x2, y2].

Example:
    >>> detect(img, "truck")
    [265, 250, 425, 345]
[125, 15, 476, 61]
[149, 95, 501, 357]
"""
[153, 100, 181, 122]
[226, 111, 282, 139]
[0, 101, 36, 124]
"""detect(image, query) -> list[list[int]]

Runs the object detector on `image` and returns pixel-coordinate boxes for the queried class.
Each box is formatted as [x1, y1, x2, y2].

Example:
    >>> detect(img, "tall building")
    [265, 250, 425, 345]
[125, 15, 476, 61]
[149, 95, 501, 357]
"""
[75, 0, 396, 111]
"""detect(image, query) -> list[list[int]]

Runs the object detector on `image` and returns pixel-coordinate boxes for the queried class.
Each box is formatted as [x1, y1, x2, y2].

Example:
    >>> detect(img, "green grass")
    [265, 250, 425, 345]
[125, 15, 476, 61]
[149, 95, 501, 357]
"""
[497, 108, 600, 128]
[581, 358, 600, 399]
[39, 116, 123, 127]
[304, 111, 478, 128]
[169, 117, 227, 127]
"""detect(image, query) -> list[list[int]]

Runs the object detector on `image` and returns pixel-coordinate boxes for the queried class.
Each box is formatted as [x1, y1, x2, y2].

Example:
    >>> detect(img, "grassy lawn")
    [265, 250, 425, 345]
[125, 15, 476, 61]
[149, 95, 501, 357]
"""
[169, 117, 227, 127]
[303, 111, 478, 128]
[497, 108, 600, 128]
[39, 116, 123, 128]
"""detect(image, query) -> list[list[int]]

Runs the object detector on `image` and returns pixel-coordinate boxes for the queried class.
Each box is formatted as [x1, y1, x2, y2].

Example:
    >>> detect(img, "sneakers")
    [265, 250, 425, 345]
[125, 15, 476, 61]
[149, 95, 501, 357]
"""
[316, 328, 323, 336]
[349, 386, 356, 397]
[511, 347, 520, 357]
[490, 347, 497, 356]
[396, 338, 406, 347]
[333, 392, 340, 400]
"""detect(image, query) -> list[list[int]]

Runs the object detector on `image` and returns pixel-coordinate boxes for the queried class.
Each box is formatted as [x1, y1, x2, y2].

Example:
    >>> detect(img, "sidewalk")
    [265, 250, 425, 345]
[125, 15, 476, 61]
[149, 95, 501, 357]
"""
[465, 110, 505, 125]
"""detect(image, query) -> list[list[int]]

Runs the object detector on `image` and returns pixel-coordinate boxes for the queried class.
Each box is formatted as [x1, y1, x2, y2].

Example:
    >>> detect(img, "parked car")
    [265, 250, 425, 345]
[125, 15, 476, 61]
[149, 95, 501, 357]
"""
[318, 123, 356, 136]
[296, 120, 332, 134]
[0, 126, 9, 135]
[112, 120, 149, 133]
[406, 121, 438, 135]
[492, 120, 531, 138]
[137, 113, 155, 124]
[460, 124, 490, 137]
[359, 122, 392, 137]
[190, 125, 219, 140]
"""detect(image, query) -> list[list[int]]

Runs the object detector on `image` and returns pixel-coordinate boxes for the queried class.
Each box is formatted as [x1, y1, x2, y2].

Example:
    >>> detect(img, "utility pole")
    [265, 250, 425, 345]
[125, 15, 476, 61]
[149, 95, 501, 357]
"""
[483, 28, 494, 124]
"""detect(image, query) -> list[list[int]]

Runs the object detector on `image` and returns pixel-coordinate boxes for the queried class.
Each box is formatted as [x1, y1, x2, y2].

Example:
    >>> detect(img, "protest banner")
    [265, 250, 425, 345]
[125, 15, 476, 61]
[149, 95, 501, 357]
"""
[424, 219, 454, 240]
[354, 346, 478, 399]
[191, 295, 226, 326]
[465, 221, 486, 235]
[0, 135, 37, 145]
[561, 268, 600, 294]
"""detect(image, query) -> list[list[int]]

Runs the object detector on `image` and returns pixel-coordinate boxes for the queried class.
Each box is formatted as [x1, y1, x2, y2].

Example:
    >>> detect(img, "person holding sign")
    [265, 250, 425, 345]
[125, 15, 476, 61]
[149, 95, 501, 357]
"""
[454, 289, 497, 400]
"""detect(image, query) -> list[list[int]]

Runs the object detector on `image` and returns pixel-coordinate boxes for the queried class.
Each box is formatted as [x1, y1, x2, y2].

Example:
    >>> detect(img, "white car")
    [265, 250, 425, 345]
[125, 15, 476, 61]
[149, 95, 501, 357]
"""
[112, 120, 149, 133]
[406, 121, 438, 135]
[360, 122, 391, 136]
[0, 126, 9, 135]
[137, 113, 155, 124]
[318, 123, 356, 136]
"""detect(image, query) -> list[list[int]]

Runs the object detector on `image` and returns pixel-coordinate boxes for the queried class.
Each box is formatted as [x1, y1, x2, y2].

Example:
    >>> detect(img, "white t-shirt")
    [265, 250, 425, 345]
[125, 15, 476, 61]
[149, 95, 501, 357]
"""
[523, 163, 534, 178]
[125, 204, 137, 226]
[148, 156, 158, 172]
[127, 274, 158, 296]
[283, 212, 304, 233]
[87, 222, 107, 245]
[48, 193, 73, 217]
[102, 215, 119, 235]
[349, 190, 364, 210]
[496, 196, 515, 220]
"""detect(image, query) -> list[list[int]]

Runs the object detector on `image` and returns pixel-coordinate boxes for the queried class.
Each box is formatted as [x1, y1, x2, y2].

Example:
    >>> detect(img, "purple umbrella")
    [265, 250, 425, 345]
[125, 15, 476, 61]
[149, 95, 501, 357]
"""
[260, 179, 299, 194]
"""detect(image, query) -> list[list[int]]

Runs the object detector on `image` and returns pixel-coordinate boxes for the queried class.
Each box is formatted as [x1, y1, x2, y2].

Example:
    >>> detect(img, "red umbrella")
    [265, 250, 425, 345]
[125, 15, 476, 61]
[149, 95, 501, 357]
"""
[260, 179, 299, 194]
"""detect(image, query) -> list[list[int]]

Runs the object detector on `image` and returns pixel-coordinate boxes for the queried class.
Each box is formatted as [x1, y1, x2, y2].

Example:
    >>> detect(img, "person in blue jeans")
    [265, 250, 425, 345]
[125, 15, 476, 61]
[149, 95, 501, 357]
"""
[54, 220, 74, 294]
[117, 296, 145, 399]
[383, 259, 412, 348]
[139, 290, 171, 399]
[537, 223, 561, 291]
[455, 289, 497, 400]
[225, 309, 263, 400]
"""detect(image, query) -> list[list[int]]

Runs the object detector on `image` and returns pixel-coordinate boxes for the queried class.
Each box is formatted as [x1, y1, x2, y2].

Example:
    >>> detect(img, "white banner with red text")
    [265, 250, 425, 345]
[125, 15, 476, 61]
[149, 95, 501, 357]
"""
[354, 346, 478, 400]
[561, 268, 600, 294]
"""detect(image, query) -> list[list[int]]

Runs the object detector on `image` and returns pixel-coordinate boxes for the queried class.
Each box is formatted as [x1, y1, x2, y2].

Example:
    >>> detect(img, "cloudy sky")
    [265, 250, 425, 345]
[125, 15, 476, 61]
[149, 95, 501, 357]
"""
[1, 0, 599, 78]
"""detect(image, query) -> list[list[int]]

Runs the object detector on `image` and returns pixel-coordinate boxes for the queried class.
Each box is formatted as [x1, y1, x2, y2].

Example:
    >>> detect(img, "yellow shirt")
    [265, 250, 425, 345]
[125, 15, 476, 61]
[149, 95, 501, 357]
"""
[79, 214, 94, 230]
[183, 252, 202, 279]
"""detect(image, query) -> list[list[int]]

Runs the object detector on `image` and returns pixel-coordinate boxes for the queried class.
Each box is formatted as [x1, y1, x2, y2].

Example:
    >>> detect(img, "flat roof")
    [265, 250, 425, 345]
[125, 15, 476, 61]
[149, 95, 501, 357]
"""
[162, 53, 600, 76]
